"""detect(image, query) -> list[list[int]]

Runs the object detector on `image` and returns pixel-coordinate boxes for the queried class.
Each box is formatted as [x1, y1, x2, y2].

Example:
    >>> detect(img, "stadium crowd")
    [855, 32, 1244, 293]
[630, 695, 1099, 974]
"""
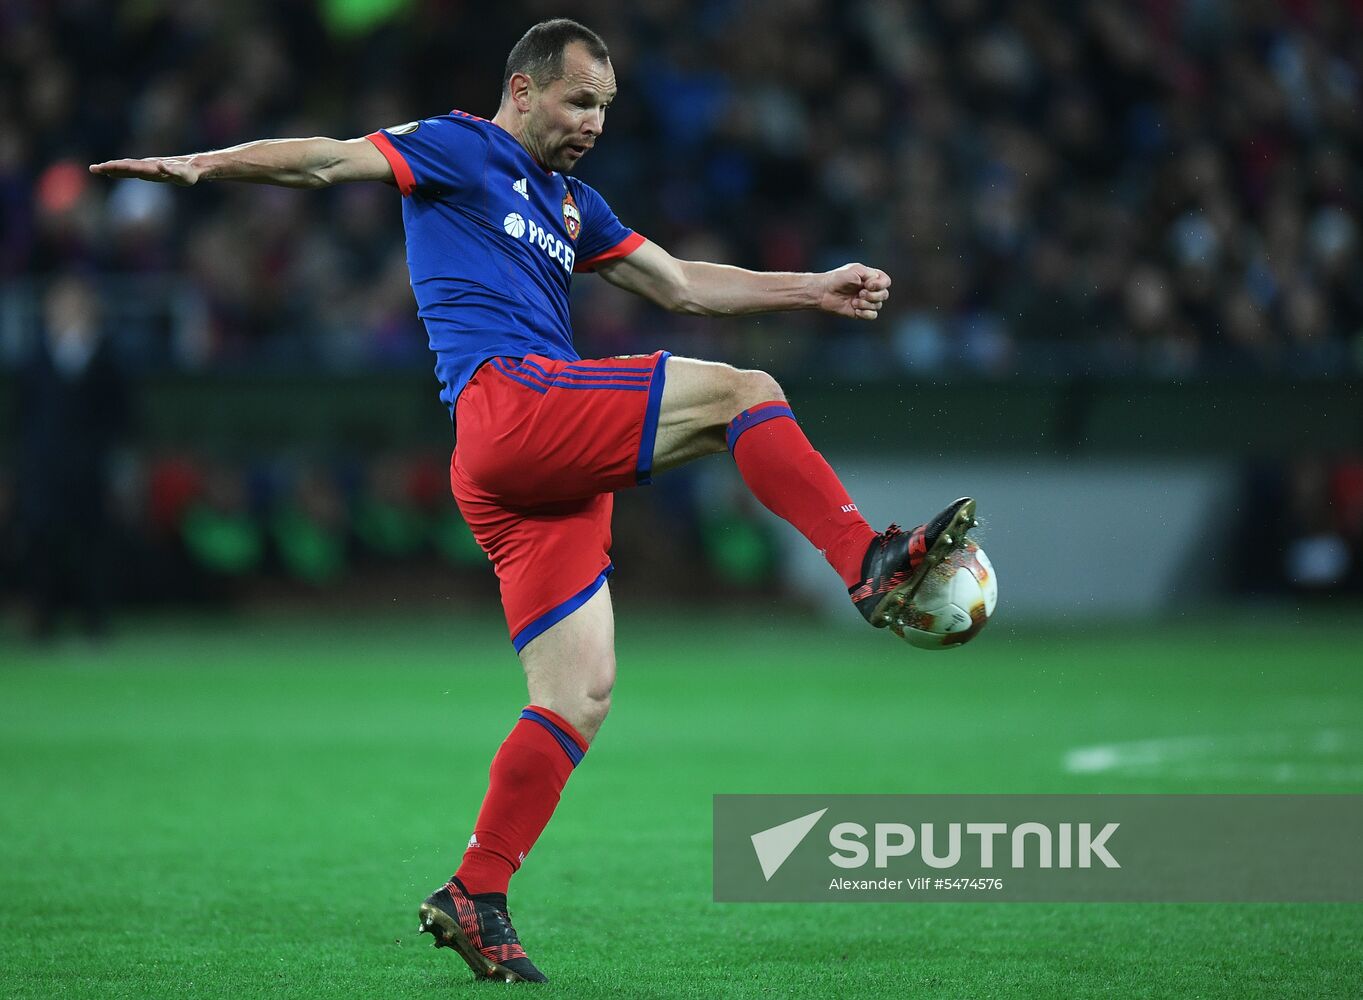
[3, 1, 1362, 633]
[2, 0, 1361, 377]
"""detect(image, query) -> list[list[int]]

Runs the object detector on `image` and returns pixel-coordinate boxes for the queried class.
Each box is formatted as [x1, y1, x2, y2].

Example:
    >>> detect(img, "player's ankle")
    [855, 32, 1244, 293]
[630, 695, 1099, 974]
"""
[452, 866, 511, 899]
[469, 889, 508, 912]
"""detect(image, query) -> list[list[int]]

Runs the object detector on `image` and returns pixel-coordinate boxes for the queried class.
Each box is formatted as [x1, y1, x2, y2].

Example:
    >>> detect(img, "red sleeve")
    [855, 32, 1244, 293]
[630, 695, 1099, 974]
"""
[573, 232, 645, 273]
[364, 131, 416, 197]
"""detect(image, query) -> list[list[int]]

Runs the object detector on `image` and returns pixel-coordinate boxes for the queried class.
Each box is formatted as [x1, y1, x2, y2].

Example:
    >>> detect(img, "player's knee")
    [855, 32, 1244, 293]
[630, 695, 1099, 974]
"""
[532, 691, 610, 744]
[555, 688, 610, 744]
[554, 667, 613, 743]
[580, 689, 612, 734]
[728, 368, 786, 414]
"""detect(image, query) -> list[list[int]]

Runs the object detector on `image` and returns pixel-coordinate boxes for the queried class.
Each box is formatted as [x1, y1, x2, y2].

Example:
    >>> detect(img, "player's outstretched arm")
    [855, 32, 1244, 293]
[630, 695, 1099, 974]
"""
[595, 239, 891, 321]
[89, 137, 393, 189]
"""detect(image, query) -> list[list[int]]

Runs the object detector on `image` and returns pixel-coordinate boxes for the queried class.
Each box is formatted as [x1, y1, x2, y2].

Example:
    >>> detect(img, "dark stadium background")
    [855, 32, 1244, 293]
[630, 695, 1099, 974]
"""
[2, 0, 1361, 619]
[1, 3, 1361, 998]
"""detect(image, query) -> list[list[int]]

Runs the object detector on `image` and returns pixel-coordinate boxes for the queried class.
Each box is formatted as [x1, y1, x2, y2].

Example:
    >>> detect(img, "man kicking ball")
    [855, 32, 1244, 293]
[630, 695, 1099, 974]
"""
[91, 17, 977, 984]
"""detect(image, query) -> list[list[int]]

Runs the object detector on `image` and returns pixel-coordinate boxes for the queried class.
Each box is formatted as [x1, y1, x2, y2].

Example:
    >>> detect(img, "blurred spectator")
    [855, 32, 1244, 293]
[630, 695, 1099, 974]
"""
[180, 462, 264, 586]
[1283, 456, 1363, 592]
[15, 274, 130, 638]
[271, 463, 348, 585]
[353, 454, 429, 561]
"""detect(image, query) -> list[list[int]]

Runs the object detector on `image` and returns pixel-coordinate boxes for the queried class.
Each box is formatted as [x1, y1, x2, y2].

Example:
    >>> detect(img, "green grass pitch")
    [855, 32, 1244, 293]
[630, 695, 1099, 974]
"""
[2, 606, 1361, 998]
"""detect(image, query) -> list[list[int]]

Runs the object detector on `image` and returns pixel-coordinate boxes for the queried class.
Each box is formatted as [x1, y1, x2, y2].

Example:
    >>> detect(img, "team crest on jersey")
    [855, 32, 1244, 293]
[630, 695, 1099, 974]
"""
[562, 189, 581, 241]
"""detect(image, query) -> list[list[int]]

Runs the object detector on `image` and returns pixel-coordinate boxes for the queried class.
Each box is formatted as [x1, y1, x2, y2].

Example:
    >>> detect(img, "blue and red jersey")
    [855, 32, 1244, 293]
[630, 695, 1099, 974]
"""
[365, 111, 643, 418]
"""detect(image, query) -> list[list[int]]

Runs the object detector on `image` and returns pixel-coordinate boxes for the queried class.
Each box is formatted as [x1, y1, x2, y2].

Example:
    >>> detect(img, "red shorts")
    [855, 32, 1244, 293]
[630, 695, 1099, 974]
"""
[451, 351, 671, 651]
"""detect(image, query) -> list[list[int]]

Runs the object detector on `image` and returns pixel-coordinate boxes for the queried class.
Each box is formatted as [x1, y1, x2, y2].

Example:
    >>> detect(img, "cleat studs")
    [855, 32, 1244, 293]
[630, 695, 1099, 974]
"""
[943, 533, 953, 546]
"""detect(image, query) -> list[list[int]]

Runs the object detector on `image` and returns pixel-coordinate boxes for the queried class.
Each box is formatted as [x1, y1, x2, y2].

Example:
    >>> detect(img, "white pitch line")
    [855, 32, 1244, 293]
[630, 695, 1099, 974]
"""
[1063, 729, 1363, 785]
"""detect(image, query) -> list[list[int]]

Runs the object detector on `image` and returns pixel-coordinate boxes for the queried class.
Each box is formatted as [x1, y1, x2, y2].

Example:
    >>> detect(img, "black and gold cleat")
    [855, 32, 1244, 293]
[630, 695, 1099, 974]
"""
[849, 497, 978, 629]
[418, 878, 547, 983]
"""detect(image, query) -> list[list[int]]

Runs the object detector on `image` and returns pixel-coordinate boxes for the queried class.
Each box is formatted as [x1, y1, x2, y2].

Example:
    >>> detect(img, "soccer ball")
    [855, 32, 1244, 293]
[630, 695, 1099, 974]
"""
[889, 540, 997, 649]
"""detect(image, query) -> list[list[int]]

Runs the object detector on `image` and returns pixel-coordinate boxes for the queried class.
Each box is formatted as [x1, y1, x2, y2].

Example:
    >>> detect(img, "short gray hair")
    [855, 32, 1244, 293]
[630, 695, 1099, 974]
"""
[502, 19, 609, 98]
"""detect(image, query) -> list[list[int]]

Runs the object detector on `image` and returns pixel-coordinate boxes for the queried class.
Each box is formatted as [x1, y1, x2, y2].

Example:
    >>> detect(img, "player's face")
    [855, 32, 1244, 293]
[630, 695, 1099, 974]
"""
[526, 43, 616, 173]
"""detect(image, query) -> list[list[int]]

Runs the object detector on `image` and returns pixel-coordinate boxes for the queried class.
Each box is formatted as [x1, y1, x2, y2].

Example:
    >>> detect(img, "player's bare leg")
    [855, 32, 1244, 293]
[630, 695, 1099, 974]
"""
[652, 355, 977, 631]
[517, 583, 615, 742]
[651, 356, 782, 472]
[419, 587, 613, 983]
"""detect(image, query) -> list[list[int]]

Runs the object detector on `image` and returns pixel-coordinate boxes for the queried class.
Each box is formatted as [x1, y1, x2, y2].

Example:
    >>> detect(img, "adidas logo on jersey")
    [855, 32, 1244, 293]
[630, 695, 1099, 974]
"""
[512, 177, 529, 200]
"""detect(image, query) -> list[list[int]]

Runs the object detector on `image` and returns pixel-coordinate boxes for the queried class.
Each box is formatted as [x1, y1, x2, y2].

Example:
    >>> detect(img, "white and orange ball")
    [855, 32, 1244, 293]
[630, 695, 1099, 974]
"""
[890, 541, 997, 649]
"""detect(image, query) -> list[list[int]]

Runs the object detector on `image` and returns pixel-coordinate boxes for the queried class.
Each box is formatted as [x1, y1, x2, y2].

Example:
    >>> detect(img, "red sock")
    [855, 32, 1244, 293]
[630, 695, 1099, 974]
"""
[727, 402, 877, 587]
[454, 706, 588, 896]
